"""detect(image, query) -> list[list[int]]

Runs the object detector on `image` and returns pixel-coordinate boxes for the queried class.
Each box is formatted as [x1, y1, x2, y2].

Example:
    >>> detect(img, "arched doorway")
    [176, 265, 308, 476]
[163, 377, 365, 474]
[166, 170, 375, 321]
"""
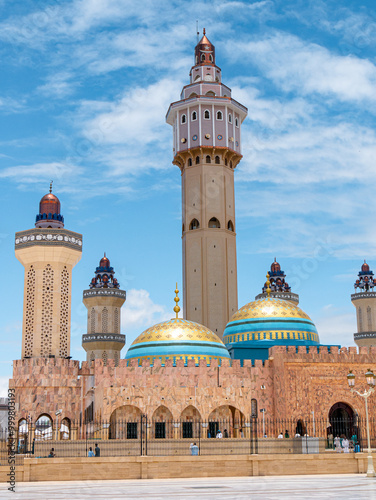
[152, 405, 173, 439]
[109, 405, 142, 439]
[329, 402, 356, 439]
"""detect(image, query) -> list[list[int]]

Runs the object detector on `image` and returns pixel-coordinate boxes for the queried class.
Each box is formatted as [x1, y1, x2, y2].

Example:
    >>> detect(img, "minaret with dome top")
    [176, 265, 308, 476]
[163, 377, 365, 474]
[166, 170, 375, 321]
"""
[255, 259, 299, 305]
[166, 30, 248, 338]
[351, 261, 376, 347]
[82, 254, 126, 366]
[15, 185, 82, 358]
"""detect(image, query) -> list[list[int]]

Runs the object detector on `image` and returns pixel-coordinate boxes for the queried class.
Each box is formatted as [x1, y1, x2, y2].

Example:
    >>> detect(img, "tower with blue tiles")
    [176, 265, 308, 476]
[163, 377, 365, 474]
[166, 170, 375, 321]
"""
[166, 29, 248, 338]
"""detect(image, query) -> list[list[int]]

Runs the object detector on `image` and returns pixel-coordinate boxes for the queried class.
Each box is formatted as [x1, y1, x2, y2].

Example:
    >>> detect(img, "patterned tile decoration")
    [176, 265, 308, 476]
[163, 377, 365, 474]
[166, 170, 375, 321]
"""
[229, 297, 311, 322]
[130, 318, 225, 345]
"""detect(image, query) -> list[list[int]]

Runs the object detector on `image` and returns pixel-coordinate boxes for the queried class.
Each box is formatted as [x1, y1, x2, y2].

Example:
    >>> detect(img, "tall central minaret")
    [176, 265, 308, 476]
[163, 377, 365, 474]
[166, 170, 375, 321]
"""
[166, 30, 248, 337]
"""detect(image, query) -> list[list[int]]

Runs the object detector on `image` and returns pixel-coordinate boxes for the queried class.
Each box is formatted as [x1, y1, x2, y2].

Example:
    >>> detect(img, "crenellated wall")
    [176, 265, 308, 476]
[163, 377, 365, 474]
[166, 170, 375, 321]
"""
[10, 345, 376, 429]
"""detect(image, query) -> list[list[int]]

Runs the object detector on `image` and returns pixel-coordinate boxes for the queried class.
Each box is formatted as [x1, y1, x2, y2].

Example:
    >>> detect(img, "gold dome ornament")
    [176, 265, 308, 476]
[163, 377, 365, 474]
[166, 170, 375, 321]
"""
[266, 272, 271, 298]
[174, 283, 181, 318]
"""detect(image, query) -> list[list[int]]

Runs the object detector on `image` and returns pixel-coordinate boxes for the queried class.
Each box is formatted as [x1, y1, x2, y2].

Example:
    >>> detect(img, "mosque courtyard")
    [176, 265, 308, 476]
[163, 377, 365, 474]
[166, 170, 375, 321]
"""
[3, 475, 376, 500]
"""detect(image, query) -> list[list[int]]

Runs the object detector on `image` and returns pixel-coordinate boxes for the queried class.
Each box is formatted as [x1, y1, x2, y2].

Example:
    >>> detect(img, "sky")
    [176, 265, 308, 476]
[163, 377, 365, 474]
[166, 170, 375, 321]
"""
[0, 0, 375, 396]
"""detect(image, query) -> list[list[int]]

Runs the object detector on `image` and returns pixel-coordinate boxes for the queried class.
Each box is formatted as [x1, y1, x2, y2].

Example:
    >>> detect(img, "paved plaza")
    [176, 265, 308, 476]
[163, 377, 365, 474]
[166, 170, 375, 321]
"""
[2, 475, 376, 500]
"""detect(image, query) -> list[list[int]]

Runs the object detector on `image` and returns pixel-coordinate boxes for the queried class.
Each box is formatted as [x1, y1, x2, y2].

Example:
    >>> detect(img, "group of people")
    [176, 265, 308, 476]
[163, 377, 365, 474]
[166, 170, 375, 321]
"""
[333, 434, 358, 453]
[48, 443, 101, 458]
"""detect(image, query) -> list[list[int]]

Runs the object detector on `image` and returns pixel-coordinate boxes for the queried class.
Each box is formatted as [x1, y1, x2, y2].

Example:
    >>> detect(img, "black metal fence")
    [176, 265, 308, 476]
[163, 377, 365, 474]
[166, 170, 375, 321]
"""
[4, 416, 375, 459]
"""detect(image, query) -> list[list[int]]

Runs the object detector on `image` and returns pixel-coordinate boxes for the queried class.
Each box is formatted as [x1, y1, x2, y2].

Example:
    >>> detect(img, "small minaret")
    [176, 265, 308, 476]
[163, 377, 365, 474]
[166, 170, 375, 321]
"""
[351, 261, 376, 347]
[15, 185, 82, 358]
[166, 29, 248, 337]
[82, 254, 126, 366]
[255, 259, 299, 305]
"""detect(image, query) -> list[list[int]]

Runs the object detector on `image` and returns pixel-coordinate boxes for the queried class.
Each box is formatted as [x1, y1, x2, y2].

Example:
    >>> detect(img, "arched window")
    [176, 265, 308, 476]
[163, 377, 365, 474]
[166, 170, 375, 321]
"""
[208, 217, 220, 228]
[191, 111, 197, 121]
[215, 156, 220, 164]
[216, 110, 223, 120]
[189, 219, 200, 230]
[228, 113, 232, 123]
[235, 117, 239, 127]
[201, 53, 205, 62]
[35, 414, 53, 441]
[227, 220, 234, 231]
[60, 418, 71, 440]
[194, 75, 200, 82]
[195, 56, 198, 64]
[206, 91, 215, 96]
[206, 155, 211, 164]
[209, 54, 213, 62]
[188, 158, 192, 166]
[367, 306, 372, 331]
[181, 114, 186, 124]
[230, 161, 233, 169]
[251, 399, 258, 418]
[204, 109, 210, 119]
[225, 158, 228, 166]
[195, 156, 200, 164]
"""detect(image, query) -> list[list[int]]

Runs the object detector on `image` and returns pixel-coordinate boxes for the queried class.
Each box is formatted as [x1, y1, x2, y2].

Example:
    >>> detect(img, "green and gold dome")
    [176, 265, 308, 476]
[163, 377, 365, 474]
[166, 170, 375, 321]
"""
[125, 285, 230, 366]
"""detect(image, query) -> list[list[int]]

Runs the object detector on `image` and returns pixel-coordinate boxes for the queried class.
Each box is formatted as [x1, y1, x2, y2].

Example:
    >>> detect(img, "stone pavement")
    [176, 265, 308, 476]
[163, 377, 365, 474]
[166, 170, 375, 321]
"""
[2, 474, 376, 499]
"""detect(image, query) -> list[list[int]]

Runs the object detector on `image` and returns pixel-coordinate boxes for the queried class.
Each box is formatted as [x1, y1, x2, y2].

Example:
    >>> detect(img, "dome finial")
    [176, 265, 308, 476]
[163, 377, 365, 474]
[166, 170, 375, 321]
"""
[266, 272, 271, 298]
[203, 27, 206, 35]
[49, 180, 53, 193]
[173, 282, 181, 318]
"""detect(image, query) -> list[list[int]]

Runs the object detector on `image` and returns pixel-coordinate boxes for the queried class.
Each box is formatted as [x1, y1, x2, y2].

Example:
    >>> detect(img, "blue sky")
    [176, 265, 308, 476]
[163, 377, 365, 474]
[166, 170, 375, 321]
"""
[1, 0, 376, 395]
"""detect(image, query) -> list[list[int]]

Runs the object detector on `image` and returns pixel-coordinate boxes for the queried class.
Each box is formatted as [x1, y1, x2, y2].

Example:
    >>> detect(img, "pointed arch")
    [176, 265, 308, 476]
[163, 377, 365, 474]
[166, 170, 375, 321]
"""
[189, 218, 200, 230]
[204, 109, 210, 119]
[206, 155, 211, 163]
[227, 220, 234, 231]
[109, 405, 142, 440]
[152, 405, 174, 439]
[209, 217, 220, 228]
[215, 155, 220, 164]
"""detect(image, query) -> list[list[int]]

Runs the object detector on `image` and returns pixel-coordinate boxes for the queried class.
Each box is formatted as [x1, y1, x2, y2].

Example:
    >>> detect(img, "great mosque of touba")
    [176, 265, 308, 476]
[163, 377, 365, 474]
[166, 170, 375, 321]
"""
[10, 31, 376, 439]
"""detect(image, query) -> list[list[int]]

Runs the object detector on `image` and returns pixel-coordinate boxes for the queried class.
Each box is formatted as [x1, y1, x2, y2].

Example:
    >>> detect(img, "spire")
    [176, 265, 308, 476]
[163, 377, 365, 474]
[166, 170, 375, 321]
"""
[194, 28, 215, 66]
[49, 180, 53, 193]
[173, 283, 181, 318]
[354, 261, 375, 292]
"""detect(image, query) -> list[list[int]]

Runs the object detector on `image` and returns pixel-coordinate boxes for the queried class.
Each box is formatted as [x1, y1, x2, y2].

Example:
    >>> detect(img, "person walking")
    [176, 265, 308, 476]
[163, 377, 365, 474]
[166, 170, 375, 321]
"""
[342, 436, 350, 453]
[95, 443, 100, 457]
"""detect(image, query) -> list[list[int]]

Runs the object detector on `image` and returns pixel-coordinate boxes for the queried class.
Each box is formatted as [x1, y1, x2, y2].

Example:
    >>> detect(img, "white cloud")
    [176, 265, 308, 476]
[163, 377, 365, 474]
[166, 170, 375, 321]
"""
[37, 72, 75, 98]
[0, 162, 83, 184]
[315, 308, 356, 347]
[234, 32, 376, 103]
[122, 289, 170, 334]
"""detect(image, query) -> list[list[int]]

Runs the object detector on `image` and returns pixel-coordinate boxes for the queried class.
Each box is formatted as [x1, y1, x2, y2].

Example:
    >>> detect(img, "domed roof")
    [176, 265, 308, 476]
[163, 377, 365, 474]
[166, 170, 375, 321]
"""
[271, 259, 281, 273]
[223, 297, 319, 347]
[361, 261, 370, 272]
[125, 317, 230, 366]
[100, 255, 110, 268]
[35, 183, 64, 228]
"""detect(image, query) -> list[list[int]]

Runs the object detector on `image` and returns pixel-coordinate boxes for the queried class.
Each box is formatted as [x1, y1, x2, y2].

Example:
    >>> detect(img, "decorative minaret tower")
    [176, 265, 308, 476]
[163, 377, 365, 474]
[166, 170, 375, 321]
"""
[351, 261, 376, 347]
[15, 185, 82, 358]
[82, 254, 126, 366]
[166, 30, 248, 337]
[255, 259, 299, 305]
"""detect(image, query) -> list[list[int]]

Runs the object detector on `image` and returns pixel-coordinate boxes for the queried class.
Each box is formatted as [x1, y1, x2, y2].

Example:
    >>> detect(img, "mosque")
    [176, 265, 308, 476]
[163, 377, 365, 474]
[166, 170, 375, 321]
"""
[10, 31, 376, 441]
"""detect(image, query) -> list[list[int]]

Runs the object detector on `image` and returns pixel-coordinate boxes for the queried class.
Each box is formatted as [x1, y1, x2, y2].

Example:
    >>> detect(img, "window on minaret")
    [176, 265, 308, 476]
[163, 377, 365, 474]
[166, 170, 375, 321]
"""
[191, 111, 197, 121]
[209, 54, 213, 62]
[216, 111, 223, 120]
[201, 53, 205, 62]
[367, 306, 372, 331]
[206, 155, 211, 163]
[228, 113, 232, 123]
[235, 117, 239, 127]
[188, 158, 192, 166]
[204, 109, 210, 119]
[195, 156, 200, 164]
[209, 217, 220, 228]
[189, 219, 200, 230]
[181, 114, 186, 124]
[215, 156, 220, 164]
[227, 220, 234, 231]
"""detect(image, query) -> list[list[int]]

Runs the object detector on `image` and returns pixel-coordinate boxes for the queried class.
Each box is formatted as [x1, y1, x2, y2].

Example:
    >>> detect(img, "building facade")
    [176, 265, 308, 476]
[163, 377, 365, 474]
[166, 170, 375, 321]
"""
[9, 32, 376, 445]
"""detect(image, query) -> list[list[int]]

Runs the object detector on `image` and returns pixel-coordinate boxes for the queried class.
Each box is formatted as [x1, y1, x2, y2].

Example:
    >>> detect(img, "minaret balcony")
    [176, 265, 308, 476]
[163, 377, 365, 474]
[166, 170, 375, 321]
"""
[351, 292, 376, 301]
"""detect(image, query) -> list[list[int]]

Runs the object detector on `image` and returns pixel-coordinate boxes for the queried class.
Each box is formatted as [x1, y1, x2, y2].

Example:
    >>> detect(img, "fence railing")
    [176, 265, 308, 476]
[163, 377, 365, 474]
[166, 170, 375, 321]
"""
[3, 415, 375, 459]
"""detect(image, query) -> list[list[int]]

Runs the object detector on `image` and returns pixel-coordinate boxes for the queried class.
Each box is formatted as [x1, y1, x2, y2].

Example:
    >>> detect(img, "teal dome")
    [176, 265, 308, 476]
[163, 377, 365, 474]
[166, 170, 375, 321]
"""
[223, 297, 319, 348]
